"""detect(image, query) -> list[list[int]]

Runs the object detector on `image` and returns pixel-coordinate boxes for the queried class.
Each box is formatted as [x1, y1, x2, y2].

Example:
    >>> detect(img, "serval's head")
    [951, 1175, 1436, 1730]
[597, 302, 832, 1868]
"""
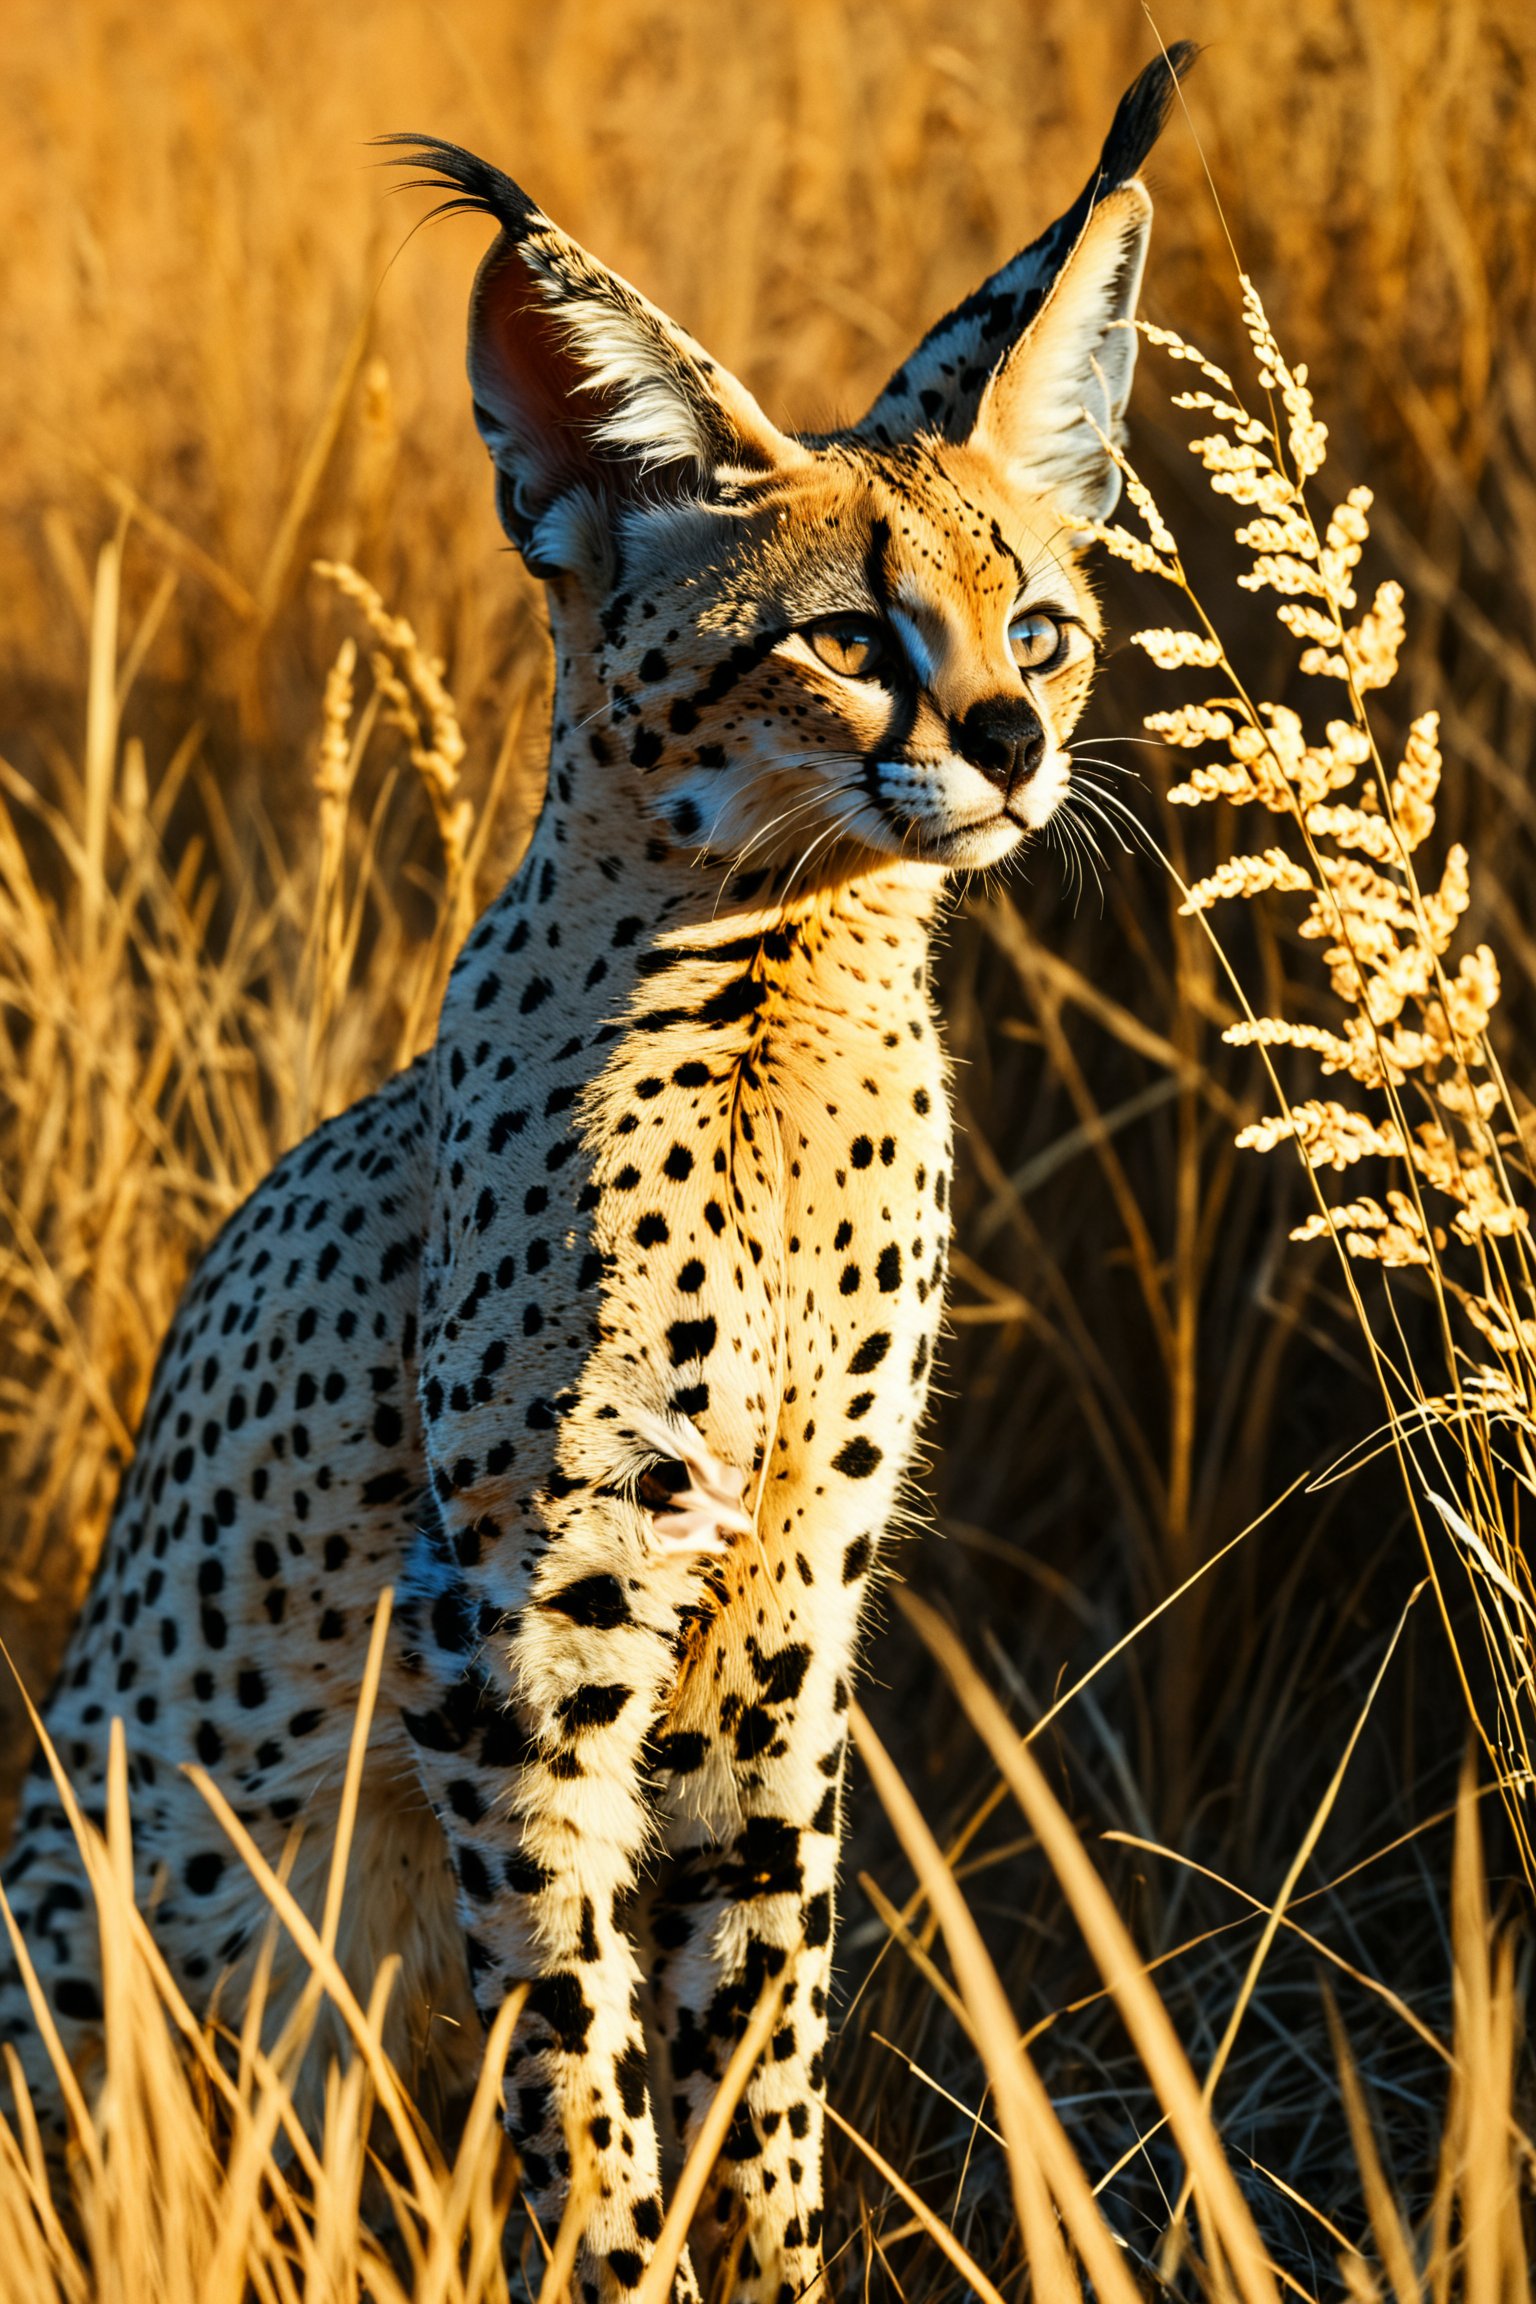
[390, 44, 1191, 885]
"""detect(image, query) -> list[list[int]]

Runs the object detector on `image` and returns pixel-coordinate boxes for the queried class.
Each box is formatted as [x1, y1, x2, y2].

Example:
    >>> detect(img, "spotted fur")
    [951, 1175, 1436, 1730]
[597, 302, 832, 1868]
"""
[2, 46, 1191, 2302]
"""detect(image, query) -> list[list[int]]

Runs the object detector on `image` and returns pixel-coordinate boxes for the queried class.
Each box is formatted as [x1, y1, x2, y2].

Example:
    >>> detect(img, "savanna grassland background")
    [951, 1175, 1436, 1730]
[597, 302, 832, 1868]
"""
[3, 1, 1536, 2296]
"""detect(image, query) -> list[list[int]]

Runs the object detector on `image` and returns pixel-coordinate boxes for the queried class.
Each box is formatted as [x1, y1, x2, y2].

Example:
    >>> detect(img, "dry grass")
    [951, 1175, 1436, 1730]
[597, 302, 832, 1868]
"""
[3, 0, 1536, 2294]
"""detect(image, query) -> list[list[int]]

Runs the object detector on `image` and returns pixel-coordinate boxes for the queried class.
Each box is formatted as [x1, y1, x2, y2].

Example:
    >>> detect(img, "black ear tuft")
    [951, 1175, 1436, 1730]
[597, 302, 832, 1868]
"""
[1097, 41, 1199, 188]
[377, 131, 798, 579]
[851, 41, 1196, 450]
[372, 133, 544, 242]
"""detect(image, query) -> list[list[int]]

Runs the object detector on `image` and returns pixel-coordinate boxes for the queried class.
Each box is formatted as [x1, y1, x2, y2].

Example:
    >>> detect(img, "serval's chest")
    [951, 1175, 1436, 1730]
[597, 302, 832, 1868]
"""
[568, 884, 951, 1500]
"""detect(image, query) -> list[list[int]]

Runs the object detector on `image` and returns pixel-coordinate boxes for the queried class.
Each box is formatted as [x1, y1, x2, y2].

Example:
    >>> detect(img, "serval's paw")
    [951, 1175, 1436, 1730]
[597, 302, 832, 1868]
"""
[629, 1405, 753, 1561]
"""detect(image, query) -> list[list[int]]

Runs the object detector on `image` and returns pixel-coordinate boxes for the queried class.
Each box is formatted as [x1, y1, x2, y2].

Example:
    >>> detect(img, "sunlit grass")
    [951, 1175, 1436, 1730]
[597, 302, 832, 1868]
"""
[4, 1, 1536, 2293]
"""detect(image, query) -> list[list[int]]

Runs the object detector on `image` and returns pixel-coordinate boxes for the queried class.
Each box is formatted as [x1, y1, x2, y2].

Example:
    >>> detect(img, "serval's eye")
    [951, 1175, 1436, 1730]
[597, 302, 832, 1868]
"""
[802, 617, 893, 681]
[1008, 611, 1068, 672]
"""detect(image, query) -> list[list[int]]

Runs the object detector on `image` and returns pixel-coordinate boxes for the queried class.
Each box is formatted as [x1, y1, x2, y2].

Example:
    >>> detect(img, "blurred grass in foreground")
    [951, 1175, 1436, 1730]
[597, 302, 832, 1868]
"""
[3, 0, 1536, 2292]
[2, 1587, 1526, 2301]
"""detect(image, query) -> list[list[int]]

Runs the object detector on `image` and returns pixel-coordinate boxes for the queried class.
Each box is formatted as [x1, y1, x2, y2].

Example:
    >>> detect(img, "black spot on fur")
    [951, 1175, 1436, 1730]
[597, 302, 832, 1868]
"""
[832, 1435, 883, 1480]
[526, 1971, 594, 2053]
[545, 1574, 631, 1631]
[558, 1682, 632, 1732]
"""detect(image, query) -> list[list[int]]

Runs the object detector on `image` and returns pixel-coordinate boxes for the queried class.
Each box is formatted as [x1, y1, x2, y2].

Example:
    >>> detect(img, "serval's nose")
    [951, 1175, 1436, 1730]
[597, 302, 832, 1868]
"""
[952, 695, 1047, 800]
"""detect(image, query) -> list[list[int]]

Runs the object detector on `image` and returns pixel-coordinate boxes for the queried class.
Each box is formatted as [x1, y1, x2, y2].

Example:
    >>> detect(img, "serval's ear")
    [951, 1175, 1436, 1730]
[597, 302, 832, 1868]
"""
[382, 138, 796, 581]
[853, 41, 1194, 519]
[967, 179, 1151, 523]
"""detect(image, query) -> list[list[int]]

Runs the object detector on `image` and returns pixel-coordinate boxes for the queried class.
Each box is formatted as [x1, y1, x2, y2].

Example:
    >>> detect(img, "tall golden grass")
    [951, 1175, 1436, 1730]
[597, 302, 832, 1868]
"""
[4, 1, 1536, 2293]
[3, 1608, 1526, 2302]
[1085, 278, 1536, 1890]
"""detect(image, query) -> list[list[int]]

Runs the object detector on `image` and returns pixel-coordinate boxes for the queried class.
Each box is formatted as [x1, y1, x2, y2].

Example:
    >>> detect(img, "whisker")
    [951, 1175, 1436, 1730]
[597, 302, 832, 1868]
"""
[1071, 785, 1160, 864]
[1066, 800, 1107, 860]
[1066, 733, 1166, 749]
[1070, 771, 1151, 829]
[779, 800, 865, 898]
[1063, 819, 1094, 913]
[1077, 769, 1146, 797]
[1041, 815, 1069, 903]
[1058, 800, 1109, 911]
[1069, 752, 1148, 790]
[1067, 791, 1132, 856]
[1073, 819, 1107, 911]
[729, 792, 835, 870]
[1047, 811, 1084, 909]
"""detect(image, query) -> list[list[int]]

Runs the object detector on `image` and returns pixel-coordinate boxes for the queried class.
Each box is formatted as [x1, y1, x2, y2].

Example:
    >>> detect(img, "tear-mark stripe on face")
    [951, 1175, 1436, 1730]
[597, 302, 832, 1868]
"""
[862, 514, 895, 618]
[989, 515, 1026, 587]
[874, 667, 919, 762]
